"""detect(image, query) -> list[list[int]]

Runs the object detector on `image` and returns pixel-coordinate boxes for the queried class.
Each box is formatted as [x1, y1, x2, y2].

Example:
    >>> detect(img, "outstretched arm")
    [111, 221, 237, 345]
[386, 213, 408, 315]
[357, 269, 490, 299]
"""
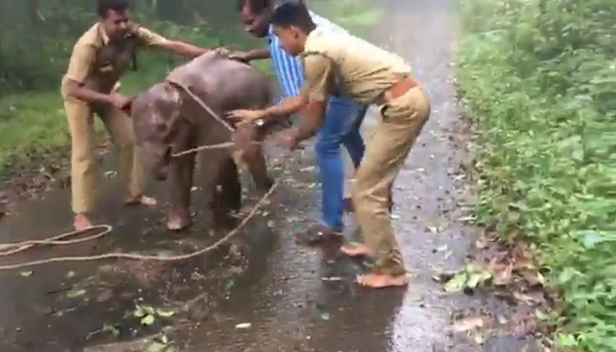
[228, 48, 271, 63]
[225, 84, 310, 123]
[138, 27, 221, 59]
[159, 40, 213, 59]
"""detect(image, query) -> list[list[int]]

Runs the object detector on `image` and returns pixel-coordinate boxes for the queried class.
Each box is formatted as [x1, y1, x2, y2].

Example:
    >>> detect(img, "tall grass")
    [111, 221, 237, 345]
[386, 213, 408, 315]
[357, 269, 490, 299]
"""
[456, 0, 615, 350]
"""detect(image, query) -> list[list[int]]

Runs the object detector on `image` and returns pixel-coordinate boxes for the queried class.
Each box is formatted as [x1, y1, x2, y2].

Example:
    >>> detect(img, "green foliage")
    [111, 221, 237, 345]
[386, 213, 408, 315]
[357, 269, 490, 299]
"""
[456, 0, 615, 350]
[311, 0, 384, 37]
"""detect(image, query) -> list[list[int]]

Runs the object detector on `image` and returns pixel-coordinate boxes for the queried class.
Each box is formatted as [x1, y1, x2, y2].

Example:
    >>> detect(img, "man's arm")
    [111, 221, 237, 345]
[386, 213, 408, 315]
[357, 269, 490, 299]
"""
[264, 84, 310, 119]
[225, 84, 309, 123]
[284, 54, 334, 148]
[65, 80, 121, 105]
[229, 48, 271, 62]
[64, 42, 129, 109]
[137, 27, 217, 59]
[293, 99, 328, 141]
[158, 40, 211, 59]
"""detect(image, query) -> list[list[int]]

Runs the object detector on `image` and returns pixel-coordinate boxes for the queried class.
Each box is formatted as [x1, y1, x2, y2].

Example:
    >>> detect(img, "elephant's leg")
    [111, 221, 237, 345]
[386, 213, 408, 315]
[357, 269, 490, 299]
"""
[167, 128, 197, 231]
[234, 124, 272, 192]
[214, 157, 242, 212]
[198, 149, 231, 210]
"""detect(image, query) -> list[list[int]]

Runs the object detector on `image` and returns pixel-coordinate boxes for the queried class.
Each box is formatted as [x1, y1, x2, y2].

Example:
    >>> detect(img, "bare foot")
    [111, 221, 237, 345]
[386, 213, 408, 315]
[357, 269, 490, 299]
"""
[356, 273, 409, 288]
[125, 195, 158, 207]
[340, 242, 373, 257]
[167, 209, 191, 231]
[74, 214, 93, 232]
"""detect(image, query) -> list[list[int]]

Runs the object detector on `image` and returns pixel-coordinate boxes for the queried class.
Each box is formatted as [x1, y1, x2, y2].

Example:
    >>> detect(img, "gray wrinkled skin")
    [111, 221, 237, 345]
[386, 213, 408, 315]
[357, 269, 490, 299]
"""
[130, 52, 273, 226]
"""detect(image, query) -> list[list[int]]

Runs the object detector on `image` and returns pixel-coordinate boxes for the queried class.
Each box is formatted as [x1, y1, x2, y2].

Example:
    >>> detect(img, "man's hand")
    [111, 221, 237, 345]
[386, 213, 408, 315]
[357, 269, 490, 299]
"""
[108, 93, 132, 111]
[228, 51, 252, 63]
[226, 109, 267, 124]
[214, 47, 231, 57]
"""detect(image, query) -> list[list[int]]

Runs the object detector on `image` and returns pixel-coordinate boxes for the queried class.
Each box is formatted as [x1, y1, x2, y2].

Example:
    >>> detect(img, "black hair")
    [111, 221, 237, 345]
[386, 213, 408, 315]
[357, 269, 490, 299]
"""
[270, 1, 315, 32]
[97, 0, 130, 18]
[237, 0, 271, 14]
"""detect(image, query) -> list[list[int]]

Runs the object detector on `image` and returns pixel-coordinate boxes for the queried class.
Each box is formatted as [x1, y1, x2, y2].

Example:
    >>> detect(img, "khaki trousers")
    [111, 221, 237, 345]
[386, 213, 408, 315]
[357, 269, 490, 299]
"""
[63, 97, 144, 214]
[352, 87, 430, 275]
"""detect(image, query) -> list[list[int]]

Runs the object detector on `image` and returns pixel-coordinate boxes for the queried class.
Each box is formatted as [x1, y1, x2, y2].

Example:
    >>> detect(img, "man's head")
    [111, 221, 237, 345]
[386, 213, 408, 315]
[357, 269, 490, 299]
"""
[98, 0, 131, 40]
[271, 1, 315, 56]
[238, 0, 271, 38]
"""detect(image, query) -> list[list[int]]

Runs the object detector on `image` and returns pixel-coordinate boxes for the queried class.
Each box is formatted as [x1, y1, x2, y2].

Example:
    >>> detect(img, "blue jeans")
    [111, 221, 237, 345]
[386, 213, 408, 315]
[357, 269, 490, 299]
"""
[316, 97, 367, 230]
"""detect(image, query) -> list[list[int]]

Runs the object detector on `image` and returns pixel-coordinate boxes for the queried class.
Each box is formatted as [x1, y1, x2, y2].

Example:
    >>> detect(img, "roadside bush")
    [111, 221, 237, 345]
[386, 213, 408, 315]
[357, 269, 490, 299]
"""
[456, 0, 615, 350]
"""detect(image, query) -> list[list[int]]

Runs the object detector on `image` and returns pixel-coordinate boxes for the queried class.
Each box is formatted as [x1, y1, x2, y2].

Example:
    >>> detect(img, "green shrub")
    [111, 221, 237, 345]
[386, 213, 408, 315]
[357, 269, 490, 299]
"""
[457, 0, 615, 350]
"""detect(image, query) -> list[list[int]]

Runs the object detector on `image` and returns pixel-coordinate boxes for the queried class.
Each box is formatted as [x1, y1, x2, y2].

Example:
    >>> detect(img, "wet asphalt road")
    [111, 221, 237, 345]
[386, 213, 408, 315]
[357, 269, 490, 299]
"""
[0, 1, 541, 351]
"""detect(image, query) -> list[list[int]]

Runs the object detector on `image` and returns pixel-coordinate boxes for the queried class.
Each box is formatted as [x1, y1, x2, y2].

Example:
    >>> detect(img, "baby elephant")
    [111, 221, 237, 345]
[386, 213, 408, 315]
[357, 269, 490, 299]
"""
[131, 52, 275, 230]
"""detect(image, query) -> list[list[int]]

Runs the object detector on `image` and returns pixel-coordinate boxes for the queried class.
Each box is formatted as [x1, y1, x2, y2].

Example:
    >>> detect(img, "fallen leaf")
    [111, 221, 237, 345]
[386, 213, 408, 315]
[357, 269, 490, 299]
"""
[444, 272, 468, 292]
[319, 312, 331, 321]
[20, 271, 34, 277]
[141, 314, 156, 326]
[434, 245, 448, 253]
[494, 264, 514, 286]
[66, 271, 76, 279]
[513, 291, 536, 305]
[466, 271, 492, 289]
[427, 225, 440, 234]
[473, 332, 486, 345]
[156, 309, 176, 318]
[456, 215, 476, 223]
[102, 324, 120, 338]
[160, 334, 169, 344]
[475, 238, 488, 250]
[453, 316, 489, 332]
[104, 170, 117, 179]
[235, 323, 252, 329]
[66, 289, 87, 299]
[321, 277, 342, 282]
[521, 270, 545, 287]
[146, 342, 167, 352]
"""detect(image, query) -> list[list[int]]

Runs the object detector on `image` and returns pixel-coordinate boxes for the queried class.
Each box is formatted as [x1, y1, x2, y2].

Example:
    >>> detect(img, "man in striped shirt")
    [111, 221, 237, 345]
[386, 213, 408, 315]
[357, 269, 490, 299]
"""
[230, 0, 366, 243]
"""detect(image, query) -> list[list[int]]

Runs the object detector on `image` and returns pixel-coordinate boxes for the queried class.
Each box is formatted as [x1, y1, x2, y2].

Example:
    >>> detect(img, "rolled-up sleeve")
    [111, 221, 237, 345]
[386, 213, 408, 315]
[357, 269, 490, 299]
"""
[137, 27, 169, 47]
[303, 54, 334, 103]
[65, 43, 95, 84]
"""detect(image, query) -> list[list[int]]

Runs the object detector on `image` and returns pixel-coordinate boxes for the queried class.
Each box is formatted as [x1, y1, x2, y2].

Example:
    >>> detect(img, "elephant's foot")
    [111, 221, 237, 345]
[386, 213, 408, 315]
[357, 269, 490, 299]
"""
[167, 209, 191, 231]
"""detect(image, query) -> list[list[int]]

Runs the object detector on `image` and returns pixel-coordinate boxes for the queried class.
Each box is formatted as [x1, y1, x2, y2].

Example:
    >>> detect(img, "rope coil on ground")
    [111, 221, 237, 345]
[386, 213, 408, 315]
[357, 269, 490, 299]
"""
[0, 178, 281, 271]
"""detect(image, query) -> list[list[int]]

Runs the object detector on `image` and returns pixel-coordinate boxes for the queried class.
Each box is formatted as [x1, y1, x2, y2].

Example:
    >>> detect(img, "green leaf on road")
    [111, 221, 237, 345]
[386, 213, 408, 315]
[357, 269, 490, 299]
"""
[444, 272, 468, 292]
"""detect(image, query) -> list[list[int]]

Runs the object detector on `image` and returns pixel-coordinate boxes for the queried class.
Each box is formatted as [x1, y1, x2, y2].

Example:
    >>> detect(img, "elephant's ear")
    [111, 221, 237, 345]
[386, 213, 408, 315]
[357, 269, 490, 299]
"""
[158, 83, 183, 143]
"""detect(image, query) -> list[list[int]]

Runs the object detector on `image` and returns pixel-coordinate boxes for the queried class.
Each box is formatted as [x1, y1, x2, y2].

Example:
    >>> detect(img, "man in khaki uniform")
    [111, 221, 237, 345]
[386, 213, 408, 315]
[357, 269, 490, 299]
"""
[63, 0, 222, 231]
[233, 2, 431, 288]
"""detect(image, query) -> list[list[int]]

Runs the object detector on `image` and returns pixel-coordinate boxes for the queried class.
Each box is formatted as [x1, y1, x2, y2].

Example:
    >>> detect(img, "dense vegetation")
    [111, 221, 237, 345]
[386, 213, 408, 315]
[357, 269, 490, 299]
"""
[457, 0, 615, 350]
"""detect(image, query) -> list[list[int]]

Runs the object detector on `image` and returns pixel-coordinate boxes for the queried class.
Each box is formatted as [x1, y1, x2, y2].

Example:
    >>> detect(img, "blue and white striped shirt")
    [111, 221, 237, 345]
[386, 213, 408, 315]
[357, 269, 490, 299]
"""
[267, 12, 346, 100]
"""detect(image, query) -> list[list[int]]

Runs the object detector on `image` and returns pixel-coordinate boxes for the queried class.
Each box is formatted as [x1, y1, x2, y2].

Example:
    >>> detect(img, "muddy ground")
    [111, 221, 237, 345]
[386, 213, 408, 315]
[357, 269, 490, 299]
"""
[0, 0, 545, 351]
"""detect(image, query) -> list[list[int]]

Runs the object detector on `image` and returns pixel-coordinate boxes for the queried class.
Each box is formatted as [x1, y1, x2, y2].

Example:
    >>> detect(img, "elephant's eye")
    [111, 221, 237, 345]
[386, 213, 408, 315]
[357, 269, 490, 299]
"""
[155, 123, 166, 133]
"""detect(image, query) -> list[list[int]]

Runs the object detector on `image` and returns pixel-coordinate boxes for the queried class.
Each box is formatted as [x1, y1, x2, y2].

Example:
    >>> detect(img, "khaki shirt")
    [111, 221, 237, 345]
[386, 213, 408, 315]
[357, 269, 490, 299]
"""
[62, 23, 168, 95]
[301, 28, 411, 104]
